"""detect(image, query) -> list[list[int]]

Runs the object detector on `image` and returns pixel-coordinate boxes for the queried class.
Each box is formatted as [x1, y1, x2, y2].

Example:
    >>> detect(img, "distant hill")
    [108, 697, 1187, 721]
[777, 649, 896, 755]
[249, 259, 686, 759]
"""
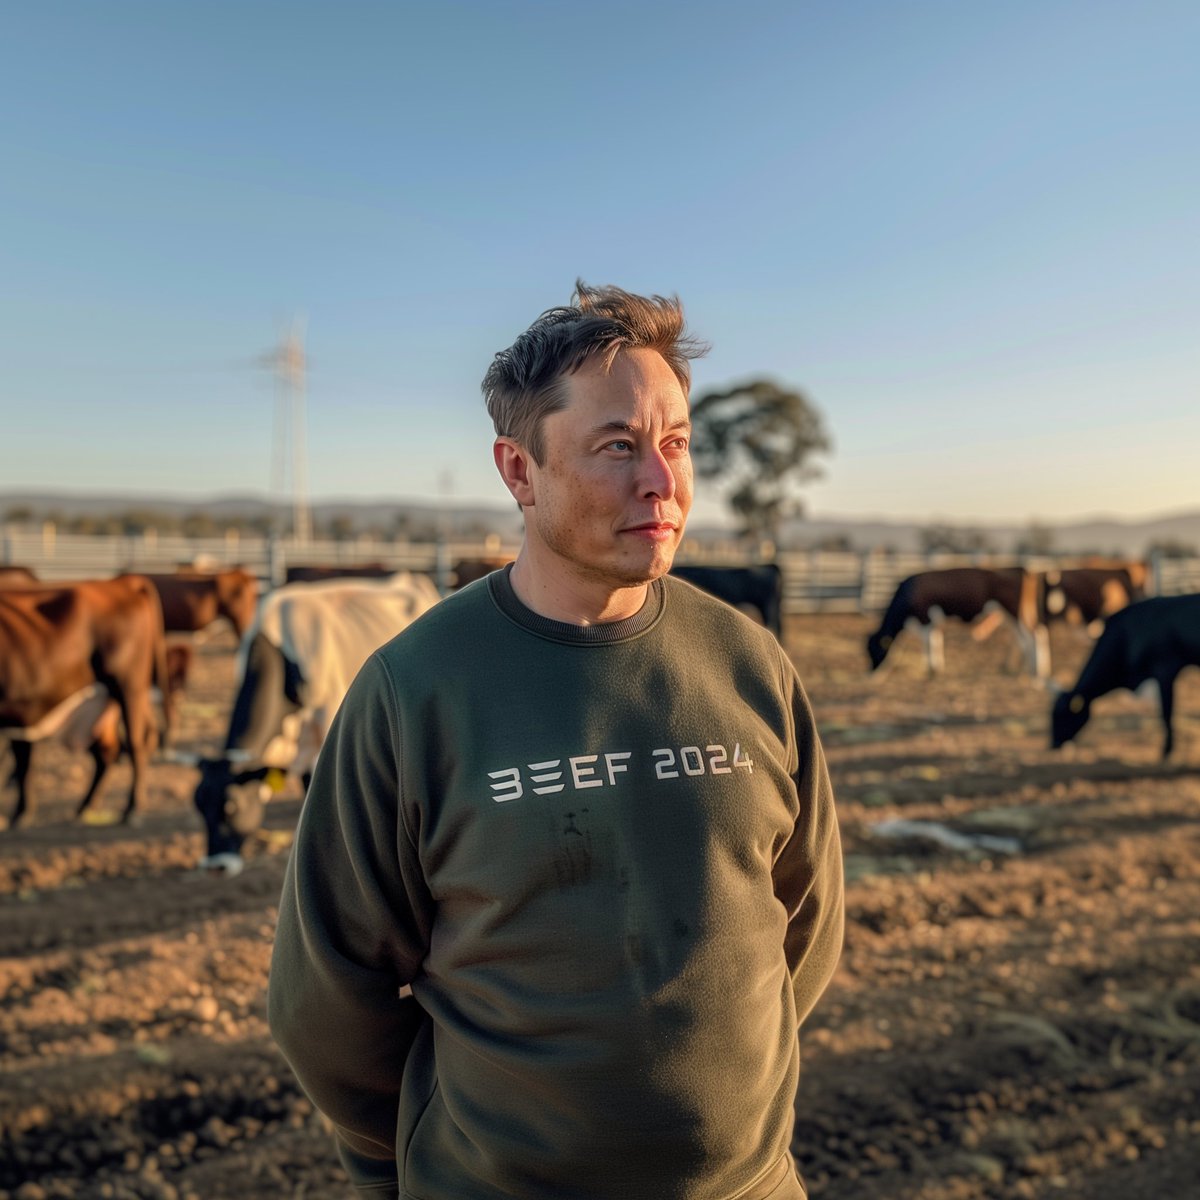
[779, 511, 1200, 557]
[2, 489, 1198, 557]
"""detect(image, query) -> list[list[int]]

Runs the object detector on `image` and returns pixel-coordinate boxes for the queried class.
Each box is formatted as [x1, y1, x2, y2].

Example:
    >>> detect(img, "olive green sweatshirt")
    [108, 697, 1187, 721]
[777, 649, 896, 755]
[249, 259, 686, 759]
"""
[268, 568, 843, 1200]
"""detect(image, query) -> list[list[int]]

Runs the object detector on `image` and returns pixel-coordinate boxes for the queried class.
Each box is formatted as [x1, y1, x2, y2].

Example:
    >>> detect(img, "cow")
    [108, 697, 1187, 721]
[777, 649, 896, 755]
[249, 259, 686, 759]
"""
[867, 567, 1046, 677]
[284, 562, 398, 585]
[0, 575, 172, 826]
[669, 564, 785, 637]
[1051, 593, 1200, 759]
[188, 573, 441, 870]
[1036, 562, 1148, 637]
[141, 569, 260, 638]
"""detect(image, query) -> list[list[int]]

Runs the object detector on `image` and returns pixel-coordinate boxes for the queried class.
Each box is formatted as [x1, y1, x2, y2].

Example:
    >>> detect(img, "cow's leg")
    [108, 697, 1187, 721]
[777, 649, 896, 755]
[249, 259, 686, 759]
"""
[77, 702, 121, 817]
[115, 690, 152, 824]
[77, 711, 121, 818]
[75, 743, 117, 818]
[1034, 624, 1051, 680]
[971, 605, 1005, 642]
[7, 739, 34, 827]
[1015, 622, 1051, 679]
[922, 624, 944, 675]
[1157, 672, 1177, 760]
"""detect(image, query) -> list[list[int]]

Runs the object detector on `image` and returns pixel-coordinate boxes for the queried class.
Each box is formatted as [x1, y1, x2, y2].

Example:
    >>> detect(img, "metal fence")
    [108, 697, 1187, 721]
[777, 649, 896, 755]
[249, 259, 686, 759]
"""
[2, 526, 1196, 615]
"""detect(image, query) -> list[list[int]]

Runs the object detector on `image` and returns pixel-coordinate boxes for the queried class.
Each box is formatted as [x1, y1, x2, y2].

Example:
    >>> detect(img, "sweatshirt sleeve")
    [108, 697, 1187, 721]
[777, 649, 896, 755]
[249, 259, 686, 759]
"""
[772, 655, 845, 1029]
[268, 651, 432, 1194]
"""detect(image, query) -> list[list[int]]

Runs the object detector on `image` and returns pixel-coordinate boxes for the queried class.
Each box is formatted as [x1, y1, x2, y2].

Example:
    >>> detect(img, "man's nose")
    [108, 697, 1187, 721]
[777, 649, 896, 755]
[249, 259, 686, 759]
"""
[638, 446, 678, 500]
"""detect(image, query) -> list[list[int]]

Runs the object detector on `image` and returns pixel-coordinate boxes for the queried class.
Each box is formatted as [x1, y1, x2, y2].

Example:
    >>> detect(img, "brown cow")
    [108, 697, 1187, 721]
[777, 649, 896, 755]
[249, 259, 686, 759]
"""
[142, 569, 260, 638]
[1037, 562, 1148, 635]
[0, 575, 172, 825]
[868, 566, 1047, 676]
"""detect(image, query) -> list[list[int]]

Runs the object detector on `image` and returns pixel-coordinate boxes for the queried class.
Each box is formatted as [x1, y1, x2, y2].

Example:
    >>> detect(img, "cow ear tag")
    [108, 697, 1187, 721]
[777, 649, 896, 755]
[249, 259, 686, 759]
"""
[1069, 695, 1084, 714]
[265, 767, 287, 793]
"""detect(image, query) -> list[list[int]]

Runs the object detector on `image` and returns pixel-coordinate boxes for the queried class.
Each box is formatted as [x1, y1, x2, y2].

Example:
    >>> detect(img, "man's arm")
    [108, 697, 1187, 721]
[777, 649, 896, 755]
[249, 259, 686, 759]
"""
[268, 652, 432, 1191]
[773, 660, 845, 1027]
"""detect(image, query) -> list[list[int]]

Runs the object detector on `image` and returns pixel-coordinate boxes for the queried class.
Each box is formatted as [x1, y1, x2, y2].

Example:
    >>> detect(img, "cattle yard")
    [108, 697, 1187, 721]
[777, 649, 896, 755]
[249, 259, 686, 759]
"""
[7, 527, 1200, 615]
[1, 613, 1199, 1198]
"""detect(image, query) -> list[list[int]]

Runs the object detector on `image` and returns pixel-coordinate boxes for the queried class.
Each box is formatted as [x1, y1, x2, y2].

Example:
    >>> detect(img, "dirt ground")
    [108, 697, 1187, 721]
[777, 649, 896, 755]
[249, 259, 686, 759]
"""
[1, 614, 1198, 1200]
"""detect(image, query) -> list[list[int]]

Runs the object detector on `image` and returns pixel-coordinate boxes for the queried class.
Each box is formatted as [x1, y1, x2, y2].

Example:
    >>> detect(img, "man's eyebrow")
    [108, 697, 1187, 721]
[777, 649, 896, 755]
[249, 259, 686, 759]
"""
[587, 418, 692, 437]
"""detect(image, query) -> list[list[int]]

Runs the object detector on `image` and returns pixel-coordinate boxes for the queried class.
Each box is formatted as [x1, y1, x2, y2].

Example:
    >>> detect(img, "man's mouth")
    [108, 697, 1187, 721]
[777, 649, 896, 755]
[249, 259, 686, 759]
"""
[622, 521, 677, 541]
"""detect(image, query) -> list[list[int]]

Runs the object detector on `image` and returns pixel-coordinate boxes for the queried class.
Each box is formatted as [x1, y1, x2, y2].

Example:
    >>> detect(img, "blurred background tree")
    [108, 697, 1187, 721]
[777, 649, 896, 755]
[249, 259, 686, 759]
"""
[689, 378, 831, 545]
[919, 524, 995, 555]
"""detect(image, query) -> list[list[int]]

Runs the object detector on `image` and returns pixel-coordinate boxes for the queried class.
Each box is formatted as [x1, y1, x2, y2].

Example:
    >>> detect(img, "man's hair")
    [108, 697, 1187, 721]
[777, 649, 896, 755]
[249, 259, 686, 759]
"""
[482, 281, 708, 464]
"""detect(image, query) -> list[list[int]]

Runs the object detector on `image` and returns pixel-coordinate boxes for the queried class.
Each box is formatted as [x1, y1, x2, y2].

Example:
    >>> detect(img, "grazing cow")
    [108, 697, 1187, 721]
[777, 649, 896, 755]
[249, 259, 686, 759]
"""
[190, 573, 441, 868]
[0, 575, 172, 825]
[142, 569, 260, 638]
[669, 564, 785, 637]
[1037, 563, 1148, 636]
[284, 562, 398, 585]
[868, 567, 1046, 676]
[1051, 593, 1200, 759]
[451, 556, 516, 589]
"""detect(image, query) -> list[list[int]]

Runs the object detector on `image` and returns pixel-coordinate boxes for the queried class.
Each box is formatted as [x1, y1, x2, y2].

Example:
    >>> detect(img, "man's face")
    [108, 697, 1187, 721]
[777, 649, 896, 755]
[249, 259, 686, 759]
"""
[524, 347, 692, 591]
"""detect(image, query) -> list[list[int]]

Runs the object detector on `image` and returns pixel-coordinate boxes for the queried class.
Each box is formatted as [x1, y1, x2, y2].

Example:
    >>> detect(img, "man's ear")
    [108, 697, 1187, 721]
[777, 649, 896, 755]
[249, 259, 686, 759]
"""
[494, 437, 535, 508]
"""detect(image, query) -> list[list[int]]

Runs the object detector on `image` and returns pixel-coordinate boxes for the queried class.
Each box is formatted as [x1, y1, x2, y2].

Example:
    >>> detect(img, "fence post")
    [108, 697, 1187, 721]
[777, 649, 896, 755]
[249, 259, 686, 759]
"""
[268, 534, 285, 589]
[1148, 548, 1163, 598]
[435, 533, 451, 596]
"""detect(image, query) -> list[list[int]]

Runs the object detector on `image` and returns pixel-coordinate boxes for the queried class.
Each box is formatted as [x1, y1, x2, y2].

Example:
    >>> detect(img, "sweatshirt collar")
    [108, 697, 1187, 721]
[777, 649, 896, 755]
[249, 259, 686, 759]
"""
[488, 563, 665, 644]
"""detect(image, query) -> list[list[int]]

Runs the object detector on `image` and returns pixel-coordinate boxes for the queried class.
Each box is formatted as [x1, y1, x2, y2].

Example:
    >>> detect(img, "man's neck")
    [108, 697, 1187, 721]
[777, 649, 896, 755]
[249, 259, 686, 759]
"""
[508, 555, 650, 626]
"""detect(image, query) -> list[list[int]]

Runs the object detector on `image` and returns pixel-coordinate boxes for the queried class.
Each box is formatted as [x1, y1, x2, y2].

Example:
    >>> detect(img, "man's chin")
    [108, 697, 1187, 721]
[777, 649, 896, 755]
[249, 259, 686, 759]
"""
[609, 546, 677, 587]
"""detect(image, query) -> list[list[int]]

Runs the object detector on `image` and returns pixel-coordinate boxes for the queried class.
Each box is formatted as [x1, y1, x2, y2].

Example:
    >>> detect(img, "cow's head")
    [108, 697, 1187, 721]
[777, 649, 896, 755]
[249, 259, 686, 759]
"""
[867, 632, 892, 671]
[193, 758, 279, 862]
[1050, 691, 1089, 749]
[192, 631, 306, 863]
[217, 570, 261, 638]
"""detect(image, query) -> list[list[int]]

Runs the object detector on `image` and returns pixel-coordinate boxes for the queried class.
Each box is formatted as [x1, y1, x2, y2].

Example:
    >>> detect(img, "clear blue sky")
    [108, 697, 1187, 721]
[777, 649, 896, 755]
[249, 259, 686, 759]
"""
[2, 1, 1197, 528]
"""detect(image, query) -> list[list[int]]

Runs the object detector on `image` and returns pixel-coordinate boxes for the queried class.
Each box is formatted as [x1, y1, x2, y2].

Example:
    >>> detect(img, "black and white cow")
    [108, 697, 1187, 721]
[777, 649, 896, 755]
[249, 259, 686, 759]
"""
[670, 564, 784, 637]
[868, 567, 1046, 677]
[189, 573, 441, 870]
[1050, 593, 1200, 759]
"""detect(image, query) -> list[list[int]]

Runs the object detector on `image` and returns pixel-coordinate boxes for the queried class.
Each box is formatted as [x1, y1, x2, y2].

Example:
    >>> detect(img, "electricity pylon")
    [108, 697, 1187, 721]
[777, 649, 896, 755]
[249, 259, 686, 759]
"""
[260, 319, 311, 546]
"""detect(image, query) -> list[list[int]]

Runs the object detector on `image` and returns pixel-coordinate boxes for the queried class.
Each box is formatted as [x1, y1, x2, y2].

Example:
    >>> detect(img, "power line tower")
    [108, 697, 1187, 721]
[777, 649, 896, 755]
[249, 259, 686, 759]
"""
[260, 319, 311, 546]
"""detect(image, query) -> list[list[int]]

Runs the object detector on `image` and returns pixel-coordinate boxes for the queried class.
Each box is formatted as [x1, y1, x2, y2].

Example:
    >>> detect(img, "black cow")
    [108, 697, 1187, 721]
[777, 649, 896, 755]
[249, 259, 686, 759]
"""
[1051, 593, 1200, 759]
[669, 564, 784, 637]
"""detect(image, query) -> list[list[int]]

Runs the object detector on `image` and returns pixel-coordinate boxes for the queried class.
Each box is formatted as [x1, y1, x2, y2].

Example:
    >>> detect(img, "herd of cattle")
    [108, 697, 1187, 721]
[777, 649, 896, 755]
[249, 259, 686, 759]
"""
[1, 555, 1197, 870]
[866, 562, 1200, 759]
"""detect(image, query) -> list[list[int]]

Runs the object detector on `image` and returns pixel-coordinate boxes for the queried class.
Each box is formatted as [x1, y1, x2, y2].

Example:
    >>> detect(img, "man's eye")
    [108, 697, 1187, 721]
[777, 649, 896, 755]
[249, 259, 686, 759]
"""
[607, 440, 633, 452]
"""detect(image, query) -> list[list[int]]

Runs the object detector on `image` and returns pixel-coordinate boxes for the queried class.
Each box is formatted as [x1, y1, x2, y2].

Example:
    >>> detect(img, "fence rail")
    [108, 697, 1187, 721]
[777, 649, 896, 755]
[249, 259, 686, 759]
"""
[2, 527, 1195, 615]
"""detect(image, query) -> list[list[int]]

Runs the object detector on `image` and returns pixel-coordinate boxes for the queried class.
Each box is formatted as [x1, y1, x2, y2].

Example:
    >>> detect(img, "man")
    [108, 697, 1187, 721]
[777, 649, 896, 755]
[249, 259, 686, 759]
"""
[268, 283, 844, 1198]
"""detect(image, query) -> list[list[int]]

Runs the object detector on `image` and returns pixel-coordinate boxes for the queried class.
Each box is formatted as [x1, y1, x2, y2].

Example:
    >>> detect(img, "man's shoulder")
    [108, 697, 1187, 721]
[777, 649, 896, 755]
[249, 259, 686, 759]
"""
[373, 575, 497, 666]
[662, 572, 783, 654]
